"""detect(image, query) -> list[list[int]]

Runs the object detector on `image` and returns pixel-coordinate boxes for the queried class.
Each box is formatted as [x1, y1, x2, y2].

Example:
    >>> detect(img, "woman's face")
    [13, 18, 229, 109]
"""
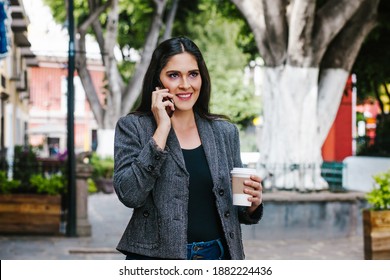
[159, 52, 202, 113]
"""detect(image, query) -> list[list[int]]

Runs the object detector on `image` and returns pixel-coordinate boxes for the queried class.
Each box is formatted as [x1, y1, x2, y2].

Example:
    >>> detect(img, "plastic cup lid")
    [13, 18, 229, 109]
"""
[230, 167, 257, 175]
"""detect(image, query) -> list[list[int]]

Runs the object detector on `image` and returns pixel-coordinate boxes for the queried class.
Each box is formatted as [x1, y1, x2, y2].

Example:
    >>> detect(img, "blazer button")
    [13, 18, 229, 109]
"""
[229, 232, 235, 239]
[154, 155, 161, 160]
[224, 211, 230, 218]
[218, 189, 224, 196]
[147, 165, 155, 171]
[143, 210, 150, 217]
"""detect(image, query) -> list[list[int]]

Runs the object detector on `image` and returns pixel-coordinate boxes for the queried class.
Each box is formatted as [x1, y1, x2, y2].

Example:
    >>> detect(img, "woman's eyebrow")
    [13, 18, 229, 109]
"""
[165, 68, 199, 73]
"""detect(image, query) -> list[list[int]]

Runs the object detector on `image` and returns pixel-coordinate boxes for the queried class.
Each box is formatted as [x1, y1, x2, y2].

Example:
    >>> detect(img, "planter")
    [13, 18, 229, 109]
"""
[363, 209, 390, 260]
[0, 194, 62, 235]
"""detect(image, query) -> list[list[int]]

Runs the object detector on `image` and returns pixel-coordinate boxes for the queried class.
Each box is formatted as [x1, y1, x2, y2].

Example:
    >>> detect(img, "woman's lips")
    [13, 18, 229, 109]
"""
[176, 93, 192, 101]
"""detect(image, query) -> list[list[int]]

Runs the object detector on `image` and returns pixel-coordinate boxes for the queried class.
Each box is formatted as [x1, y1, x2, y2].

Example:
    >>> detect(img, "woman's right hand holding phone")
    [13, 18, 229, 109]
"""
[151, 87, 175, 149]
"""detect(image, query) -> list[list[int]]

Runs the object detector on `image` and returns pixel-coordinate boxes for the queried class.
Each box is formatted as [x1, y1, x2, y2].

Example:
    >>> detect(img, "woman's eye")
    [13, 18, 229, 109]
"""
[189, 71, 199, 78]
[168, 73, 179, 78]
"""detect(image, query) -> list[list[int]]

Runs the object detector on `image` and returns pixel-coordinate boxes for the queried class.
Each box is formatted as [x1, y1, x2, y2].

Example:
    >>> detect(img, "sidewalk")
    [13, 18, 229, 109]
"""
[0, 192, 364, 260]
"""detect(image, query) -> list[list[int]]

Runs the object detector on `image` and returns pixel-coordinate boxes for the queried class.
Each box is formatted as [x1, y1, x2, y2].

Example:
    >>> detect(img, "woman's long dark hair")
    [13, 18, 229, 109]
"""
[133, 36, 227, 121]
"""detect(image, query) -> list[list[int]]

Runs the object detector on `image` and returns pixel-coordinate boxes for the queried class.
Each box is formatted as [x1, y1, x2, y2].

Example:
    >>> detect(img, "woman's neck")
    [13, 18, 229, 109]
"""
[171, 110, 201, 149]
[171, 110, 196, 131]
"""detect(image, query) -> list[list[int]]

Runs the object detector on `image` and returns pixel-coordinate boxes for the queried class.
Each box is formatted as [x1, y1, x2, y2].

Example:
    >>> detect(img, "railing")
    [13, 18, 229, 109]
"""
[1, 158, 66, 174]
[1, 157, 66, 192]
[243, 161, 345, 192]
[4, 155, 345, 192]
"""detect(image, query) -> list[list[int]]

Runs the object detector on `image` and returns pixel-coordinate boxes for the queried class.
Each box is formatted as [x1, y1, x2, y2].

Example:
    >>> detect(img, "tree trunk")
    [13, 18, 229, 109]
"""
[260, 66, 350, 189]
[232, 0, 380, 190]
[260, 65, 324, 189]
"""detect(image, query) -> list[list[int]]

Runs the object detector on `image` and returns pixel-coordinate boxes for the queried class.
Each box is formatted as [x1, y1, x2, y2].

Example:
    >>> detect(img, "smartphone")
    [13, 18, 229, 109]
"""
[158, 81, 174, 118]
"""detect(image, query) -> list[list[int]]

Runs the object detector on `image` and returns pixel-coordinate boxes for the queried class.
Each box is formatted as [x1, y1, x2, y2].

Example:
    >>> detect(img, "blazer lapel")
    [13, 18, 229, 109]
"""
[166, 128, 187, 173]
[196, 115, 220, 189]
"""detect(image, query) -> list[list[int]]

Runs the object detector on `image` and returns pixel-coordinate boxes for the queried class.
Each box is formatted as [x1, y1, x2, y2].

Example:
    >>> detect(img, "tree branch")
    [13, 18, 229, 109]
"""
[75, 32, 104, 127]
[102, 0, 124, 127]
[231, 0, 268, 65]
[72, 0, 112, 127]
[320, 0, 380, 71]
[263, 0, 288, 66]
[312, 0, 366, 64]
[80, 0, 110, 66]
[79, 0, 111, 34]
[231, 0, 287, 66]
[287, 0, 315, 66]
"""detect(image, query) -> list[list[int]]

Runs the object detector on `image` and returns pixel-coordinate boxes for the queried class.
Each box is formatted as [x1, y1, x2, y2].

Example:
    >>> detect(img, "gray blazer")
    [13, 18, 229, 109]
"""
[113, 112, 263, 259]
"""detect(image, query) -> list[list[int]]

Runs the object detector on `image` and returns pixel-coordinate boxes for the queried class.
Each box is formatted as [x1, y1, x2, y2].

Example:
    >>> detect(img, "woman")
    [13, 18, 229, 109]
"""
[113, 37, 263, 260]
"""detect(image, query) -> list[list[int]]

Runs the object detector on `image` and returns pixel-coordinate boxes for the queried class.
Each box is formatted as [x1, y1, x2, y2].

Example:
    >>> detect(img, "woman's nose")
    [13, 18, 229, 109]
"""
[179, 78, 191, 89]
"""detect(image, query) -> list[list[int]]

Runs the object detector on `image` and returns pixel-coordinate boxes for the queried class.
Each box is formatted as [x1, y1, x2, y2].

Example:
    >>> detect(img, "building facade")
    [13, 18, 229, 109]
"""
[0, 0, 37, 167]
[28, 56, 104, 157]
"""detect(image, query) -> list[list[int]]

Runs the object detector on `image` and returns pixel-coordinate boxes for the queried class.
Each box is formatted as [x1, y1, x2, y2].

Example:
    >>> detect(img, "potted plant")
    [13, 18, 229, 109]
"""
[0, 171, 21, 194]
[363, 168, 390, 260]
[0, 169, 66, 235]
[90, 153, 114, 194]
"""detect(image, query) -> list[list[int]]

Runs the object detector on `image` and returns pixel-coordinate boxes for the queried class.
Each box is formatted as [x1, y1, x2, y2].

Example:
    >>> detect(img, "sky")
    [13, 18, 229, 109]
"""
[22, 0, 100, 59]
[22, 0, 69, 57]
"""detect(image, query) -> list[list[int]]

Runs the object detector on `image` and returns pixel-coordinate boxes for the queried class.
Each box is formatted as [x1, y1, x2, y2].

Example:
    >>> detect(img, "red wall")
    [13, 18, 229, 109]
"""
[322, 76, 353, 162]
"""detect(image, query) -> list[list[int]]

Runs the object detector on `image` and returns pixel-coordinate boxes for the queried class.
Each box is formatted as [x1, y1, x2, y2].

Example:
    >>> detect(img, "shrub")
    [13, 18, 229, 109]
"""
[366, 169, 390, 210]
[29, 174, 65, 195]
[87, 178, 98, 194]
[0, 171, 21, 194]
[13, 145, 40, 192]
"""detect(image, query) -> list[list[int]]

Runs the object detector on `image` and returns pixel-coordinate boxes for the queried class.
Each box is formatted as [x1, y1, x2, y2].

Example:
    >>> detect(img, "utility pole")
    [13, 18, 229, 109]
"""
[67, 0, 77, 237]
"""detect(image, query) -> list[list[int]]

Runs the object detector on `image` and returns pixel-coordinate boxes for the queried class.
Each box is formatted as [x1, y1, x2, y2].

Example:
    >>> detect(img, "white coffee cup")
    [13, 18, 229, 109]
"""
[230, 167, 256, 206]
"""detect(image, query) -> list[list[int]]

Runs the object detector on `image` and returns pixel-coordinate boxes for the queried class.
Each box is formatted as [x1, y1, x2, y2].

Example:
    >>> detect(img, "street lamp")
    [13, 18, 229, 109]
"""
[67, 0, 76, 237]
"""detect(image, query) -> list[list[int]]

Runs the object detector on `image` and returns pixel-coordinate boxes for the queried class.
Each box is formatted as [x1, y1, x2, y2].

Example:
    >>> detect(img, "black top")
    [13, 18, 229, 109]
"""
[182, 145, 224, 243]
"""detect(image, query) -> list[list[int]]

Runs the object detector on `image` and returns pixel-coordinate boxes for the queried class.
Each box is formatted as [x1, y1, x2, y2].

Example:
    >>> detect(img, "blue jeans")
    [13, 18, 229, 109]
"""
[125, 238, 226, 260]
[187, 238, 225, 260]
